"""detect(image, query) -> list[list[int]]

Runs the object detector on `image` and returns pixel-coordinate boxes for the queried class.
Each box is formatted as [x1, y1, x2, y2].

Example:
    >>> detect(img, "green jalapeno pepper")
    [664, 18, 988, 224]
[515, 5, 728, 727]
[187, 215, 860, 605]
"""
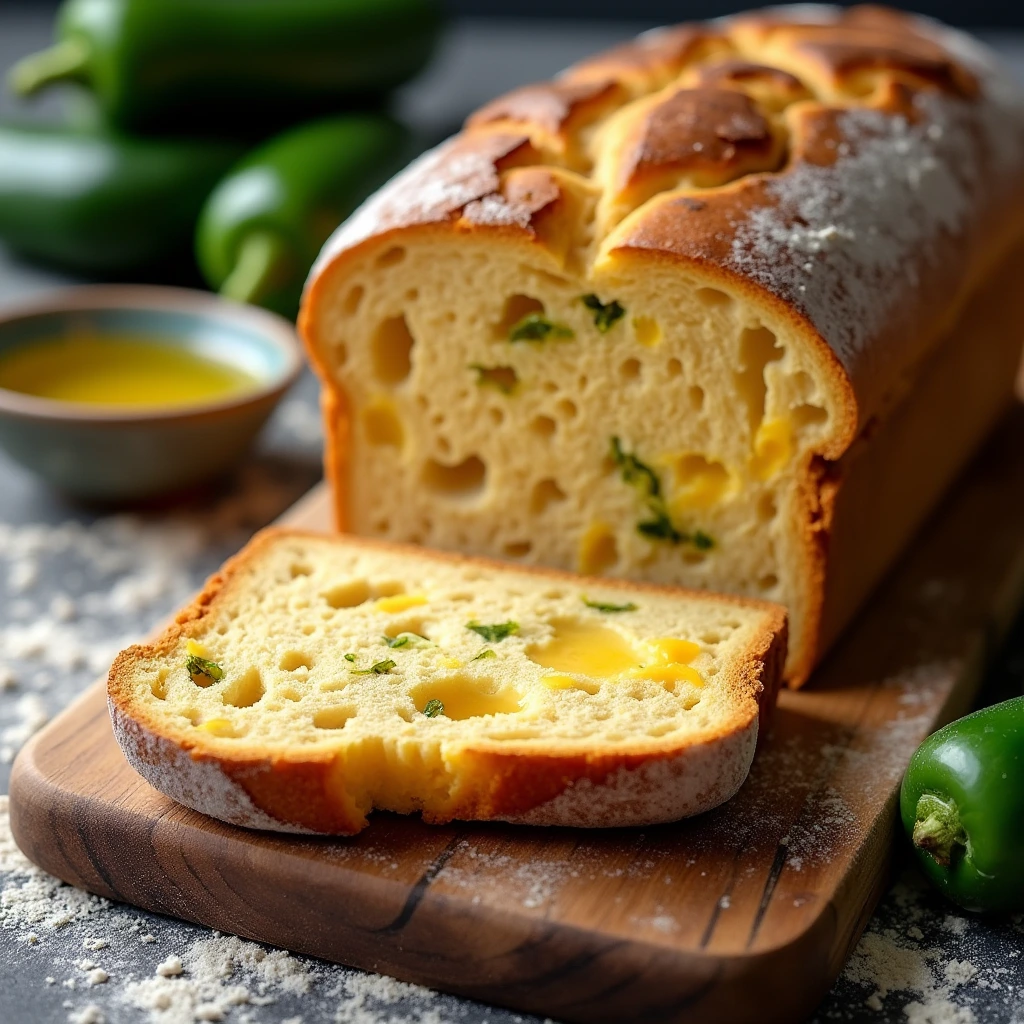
[9, 0, 442, 136]
[196, 114, 411, 319]
[900, 695, 1024, 913]
[0, 123, 242, 274]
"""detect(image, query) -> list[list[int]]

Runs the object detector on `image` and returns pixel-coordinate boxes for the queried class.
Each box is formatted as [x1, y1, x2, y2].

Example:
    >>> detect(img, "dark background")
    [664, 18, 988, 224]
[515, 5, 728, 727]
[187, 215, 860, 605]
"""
[447, 1, 1019, 27]
[4, 0, 1024, 28]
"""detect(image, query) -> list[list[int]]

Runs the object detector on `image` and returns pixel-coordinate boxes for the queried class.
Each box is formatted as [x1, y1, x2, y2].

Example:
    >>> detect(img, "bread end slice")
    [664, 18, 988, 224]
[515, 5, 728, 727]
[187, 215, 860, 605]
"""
[108, 529, 786, 835]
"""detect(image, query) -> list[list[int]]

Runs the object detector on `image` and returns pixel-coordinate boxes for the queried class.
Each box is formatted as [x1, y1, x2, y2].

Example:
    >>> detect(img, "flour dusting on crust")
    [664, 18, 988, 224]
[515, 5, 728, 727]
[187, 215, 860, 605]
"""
[506, 719, 757, 827]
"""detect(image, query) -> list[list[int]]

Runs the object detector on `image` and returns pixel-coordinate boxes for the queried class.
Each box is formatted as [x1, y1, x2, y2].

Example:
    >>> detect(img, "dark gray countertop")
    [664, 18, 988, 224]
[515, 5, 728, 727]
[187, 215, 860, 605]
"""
[0, 11, 1023, 1024]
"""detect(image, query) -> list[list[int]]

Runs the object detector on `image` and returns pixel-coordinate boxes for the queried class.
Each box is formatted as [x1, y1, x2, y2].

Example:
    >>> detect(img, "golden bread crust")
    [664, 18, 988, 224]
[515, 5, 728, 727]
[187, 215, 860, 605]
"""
[108, 529, 786, 835]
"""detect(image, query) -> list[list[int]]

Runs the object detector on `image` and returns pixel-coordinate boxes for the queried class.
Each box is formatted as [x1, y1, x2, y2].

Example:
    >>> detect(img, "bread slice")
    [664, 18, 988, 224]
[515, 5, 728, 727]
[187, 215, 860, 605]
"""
[108, 529, 786, 835]
[299, 6, 1024, 687]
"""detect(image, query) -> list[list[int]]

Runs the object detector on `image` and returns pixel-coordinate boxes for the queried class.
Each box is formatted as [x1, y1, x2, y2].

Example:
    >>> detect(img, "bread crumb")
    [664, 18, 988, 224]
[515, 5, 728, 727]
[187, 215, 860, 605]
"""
[140, 933, 157, 943]
[85, 968, 109, 986]
[156, 955, 183, 977]
[67, 1005, 105, 1024]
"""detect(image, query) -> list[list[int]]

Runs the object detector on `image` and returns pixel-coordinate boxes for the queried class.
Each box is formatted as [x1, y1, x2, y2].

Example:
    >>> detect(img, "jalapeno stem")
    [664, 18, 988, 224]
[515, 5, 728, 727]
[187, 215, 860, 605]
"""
[8, 39, 92, 97]
[912, 792, 967, 867]
[220, 232, 289, 307]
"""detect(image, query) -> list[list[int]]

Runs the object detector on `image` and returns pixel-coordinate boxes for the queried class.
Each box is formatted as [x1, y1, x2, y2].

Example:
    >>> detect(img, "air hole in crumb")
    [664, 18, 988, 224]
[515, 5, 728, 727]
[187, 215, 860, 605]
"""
[343, 285, 364, 316]
[493, 294, 544, 338]
[736, 325, 783, 432]
[792, 370, 814, 397]
[620, 358, 641, 380]
[683, 550, 707, 566]
[697, 287, 733, 308]
[372, 315, 414, 384]
[436, 436, 451, 456]
[504, 540, 532, 557]
[180, 708, 201, 725]
[579, 524, 619, 575]
[646, 722, 679, 737]
[362, 400, 405, 448]
[666, 358, 683, 378]
[701, 631, 721, 644]
[290, 563, 312, 578]
[757, 493, 778, 521]
[758, 574, 779, 591]
[314, 706, 355, 730]
[323, 579, 371, 609]
[405, 288, 419, 301]
[279, 651, 312, 672]
[150, 669, 169, 701]
[530, 415, 556, 438]
[530, 478, 567, 514]
[421, 455, 487, 499]
[489, 407, 504, 426]
[578, 375, 589, 390]
[634, 316, 661, 347]
[542, 381, 559, 394]
[301, 624, 316, 636]
[374, 519, 391, 533]
[556, 398, 578, 419]
[222, 667, 265, 708]
[792, 403, 828, 430]
[375, 580, 405, 597]
[473, 365, 518, 392]
[688, 385, 705, 410]
[376, 246, 406, 268]
[279, 687, 302, 702]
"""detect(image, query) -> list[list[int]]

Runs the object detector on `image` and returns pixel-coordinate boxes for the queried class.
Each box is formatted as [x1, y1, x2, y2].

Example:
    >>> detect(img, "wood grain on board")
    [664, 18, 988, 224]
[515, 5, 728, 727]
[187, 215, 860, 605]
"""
[11, 407, 1024, 1024]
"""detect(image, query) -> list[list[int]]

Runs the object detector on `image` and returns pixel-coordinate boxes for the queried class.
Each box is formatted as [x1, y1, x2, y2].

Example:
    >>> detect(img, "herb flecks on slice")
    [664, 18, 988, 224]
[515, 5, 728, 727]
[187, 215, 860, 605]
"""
[185, 650, 224, 683]
[582, 596, 638, 614]
[609, 436, 714, 551]
[469, 363, 519, 395]
[509, 313, 573, 343]
[692, 530, 715, 551]
[344, 653, 357, 663]
[423, 699, 444, 718]
[383, 632, 433, 650]
[467, 621, 520, 643]
[352, 658, 396, 675]
[581, 294, 626, 332]
[472, 648, 497, 661]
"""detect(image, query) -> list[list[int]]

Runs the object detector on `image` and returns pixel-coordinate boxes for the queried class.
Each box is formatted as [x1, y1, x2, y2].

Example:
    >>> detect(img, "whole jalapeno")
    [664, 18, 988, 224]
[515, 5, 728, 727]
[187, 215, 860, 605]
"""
[9, 0, 443, 136]
[900, 694, 1024, 913]
[0, 122, 242, 274]
[196, 114, 411, 319]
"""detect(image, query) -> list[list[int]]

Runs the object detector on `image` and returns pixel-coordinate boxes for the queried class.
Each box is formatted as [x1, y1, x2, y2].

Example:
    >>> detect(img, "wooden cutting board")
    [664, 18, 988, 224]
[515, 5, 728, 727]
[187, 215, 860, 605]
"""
[11, 408, 1024, 1024]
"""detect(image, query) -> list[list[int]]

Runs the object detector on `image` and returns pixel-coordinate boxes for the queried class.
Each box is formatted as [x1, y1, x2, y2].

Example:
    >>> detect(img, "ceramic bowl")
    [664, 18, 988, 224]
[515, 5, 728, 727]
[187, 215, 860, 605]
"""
[0, 285, 303, 501]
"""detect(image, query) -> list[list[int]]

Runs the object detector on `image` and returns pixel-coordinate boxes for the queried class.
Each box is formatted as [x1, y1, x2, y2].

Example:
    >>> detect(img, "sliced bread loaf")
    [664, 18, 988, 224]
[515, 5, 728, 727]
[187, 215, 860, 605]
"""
[299, 6, 1024, 687]
[108, 529, 786, 834]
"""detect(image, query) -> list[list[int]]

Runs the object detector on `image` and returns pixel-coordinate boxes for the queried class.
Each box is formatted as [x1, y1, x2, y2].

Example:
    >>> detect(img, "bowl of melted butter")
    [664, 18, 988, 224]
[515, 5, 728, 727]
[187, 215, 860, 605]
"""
[0, 285, 302, 500]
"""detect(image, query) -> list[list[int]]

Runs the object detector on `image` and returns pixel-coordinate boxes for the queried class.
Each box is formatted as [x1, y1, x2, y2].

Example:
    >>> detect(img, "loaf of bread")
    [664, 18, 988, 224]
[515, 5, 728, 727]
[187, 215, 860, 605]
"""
[108, 530, 785, 834]
[300, 5, 1024, 685]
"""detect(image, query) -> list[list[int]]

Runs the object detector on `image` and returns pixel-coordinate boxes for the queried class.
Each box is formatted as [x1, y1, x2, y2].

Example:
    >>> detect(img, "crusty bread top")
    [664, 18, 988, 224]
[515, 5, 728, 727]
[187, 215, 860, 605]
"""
[303, 4, 1024, 435]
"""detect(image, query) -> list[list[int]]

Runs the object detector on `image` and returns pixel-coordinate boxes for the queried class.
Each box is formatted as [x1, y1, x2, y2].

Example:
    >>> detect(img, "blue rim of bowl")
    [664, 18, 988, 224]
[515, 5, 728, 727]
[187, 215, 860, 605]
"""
[0, 285, 305, 425]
